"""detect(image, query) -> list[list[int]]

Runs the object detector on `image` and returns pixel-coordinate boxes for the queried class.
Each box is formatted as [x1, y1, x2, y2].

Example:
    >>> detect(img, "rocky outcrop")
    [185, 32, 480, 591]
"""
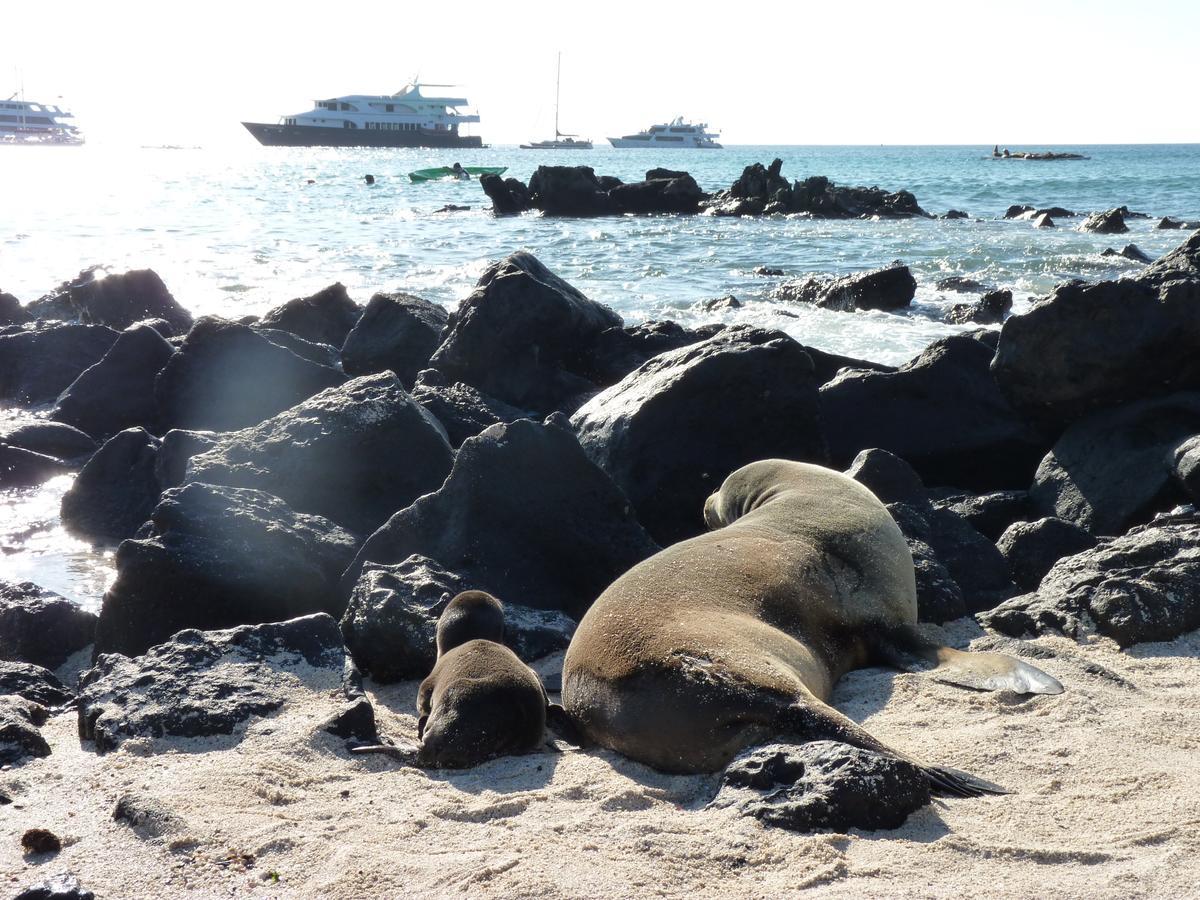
[13, 874, 95, 900]
[572, 327, 828, 545]
[60, 428, 162, 544]
[57, 269, 193, 335]
[709, 741, 930, 833]
[930, 490, 1032, 541]
[1157, 217, 1200, 230]
[944, 289, 1012, 325]
[155, 317, 344, 430]
[1031, 213, 1055, 228]
[0, 581, 97, 668]
[51, 323, 175, 439]
[821, 335, 1048, 491]
[0, 695, 51, 765]
[80, 613, 371, 753]
[0, 323, 119, 405]
[479, 173, 532, 215]
[0, 290, 28, 326]
[1028, 393, 1200, 536]
[982, 509, 1200, 647]
[409, 368, 530, 448]
[704, 160, 928, 219]
[94, 483, 359, 657]
[997, 517, 1097, 591]
[259, 283, 361, 347]
[774, 263, 916, 313]
[185, 373, 453, 535]
[527, 166, 615, 216]
[154, 428, 219, 489]
[1101, 244, 1153, 264]
[429, 252, 623, 414]
[608, 172, 705, 214]
[340, 291, 449, 387]
[1080, 208, 1129, 234]
[0, 660, 75, 707]
[343, 416, 656, 621]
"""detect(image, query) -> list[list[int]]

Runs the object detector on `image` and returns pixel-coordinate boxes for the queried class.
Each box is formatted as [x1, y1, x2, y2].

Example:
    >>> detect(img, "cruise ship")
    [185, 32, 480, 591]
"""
[0, 96, 84, 145]
[242, 83, 484, 148]
[608, 118, 721, 149]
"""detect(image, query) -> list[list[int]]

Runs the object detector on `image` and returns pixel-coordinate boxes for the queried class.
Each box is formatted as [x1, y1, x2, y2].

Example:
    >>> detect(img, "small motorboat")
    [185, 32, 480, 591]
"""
[409, 165, 507, 183]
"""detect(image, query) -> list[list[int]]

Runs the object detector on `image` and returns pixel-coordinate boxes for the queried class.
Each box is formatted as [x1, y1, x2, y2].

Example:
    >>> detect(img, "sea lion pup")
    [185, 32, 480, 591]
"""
[416, 591, 548, 768]
[562, 460, 1062, 796]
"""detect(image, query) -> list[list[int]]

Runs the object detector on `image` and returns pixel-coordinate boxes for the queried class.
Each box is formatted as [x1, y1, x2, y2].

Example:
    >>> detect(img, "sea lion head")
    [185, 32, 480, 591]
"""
[703, 459, 795, 530]
[436, 591, 505, 657]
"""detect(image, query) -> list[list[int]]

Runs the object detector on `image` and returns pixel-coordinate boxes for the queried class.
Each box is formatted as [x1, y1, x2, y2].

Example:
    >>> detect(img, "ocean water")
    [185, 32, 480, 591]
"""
[3, 142, 1199, 607]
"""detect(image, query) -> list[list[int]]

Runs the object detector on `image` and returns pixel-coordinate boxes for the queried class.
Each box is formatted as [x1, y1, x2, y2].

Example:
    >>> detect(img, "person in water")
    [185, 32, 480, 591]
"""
[364, 174, 375, 185]
[451, 162, 470, 180]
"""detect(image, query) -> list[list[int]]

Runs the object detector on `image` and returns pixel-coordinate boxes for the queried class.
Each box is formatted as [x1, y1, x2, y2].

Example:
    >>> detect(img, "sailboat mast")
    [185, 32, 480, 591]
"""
[554, 52, 561, 139]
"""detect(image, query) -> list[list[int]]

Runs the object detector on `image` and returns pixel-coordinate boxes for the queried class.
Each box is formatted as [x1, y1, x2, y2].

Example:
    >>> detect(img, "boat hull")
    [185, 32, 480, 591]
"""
[242, 122, 484, 149]
[608, 137, 722, 149]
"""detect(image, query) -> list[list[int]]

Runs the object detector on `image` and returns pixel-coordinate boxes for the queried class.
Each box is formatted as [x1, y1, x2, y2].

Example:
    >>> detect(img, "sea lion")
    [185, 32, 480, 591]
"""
[561, 459, 1062, 795]
[416, 591, 548, 768]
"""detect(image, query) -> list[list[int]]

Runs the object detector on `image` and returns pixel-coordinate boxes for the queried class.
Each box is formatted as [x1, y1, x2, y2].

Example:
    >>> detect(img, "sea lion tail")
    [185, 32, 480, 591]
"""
[871, 625, 1064, 695]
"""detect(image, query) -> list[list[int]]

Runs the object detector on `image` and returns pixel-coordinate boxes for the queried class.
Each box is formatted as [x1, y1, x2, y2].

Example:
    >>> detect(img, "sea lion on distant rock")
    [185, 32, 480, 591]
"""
[416, 591, 549, 768]
[562, 459, 1062, 795]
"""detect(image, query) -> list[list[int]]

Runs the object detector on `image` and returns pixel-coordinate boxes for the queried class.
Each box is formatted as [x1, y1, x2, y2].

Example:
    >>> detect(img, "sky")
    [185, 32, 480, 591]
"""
[6, 0, 1198, 147]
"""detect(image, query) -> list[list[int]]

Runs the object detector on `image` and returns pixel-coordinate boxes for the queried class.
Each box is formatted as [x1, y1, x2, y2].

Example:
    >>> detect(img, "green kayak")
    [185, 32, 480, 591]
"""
[409, 166, 507, 183]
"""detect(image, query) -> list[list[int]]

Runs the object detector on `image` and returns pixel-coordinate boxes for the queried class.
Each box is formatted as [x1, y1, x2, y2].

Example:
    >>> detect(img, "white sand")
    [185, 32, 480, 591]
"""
[3, 623, 1199, 899]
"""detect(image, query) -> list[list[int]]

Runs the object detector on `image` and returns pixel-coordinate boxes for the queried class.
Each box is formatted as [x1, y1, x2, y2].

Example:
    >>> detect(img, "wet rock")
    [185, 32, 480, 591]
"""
[936, 276, 987, 293]
[930, 489, 1032, 541]
[997, 517, 1098, 591]
[1037, 207, 1076, 218]
[0, 323, 119, 405]
[80, 613, 365, 752]
[1031, 213, 1055, 228]
[186, 373, 453, 535]
[1080, 208, 1129, 234]
[0, 444, 68, 487]
[154, 428, 220, 489]
[709, 741, 930, 833]
[155, 317, 344, 431]
[944, 289, 1013, 325]
[20, 827, 61, 855]
[573, 326, 828, 545]
[60, 428, 162, 544]
[528, 166, 615, 216]
[433, 204, 470, 214]
[775, 263, 916, 312]
[479, 173, 532, 215]
[1028, 393, 1200, 536]
[61, 269, 193, 336]
[341, 291, 449, 387]
[0, 660, 74, 706]
[942, 209, 969, 219]
[1156, 216, 1200, 230]
[13, 873, 95, 900]
[259, 283, 362, 348]
[1, 290, 29, 326]
[0, 422, 96, 462]
[429, 252, 623, 414]
[1004, 205, 1035, 219]
[409, 368, 530, 448]
[609, 172, 705, 214]
[1099, 243, 1153, 264]
[754, 266, 785, 276]
[52, 323, 175, 439]
[570, 320, 726, 388]
[696, 295, 741, 311]
[0, 696, 51, 764]
[94, 483, 359, 657]
[0, 581, 97, 669]
[982, 509, 1200, 647]
[822, 335, 1048, 491]
[344, 416, 656, 621]
[706, 162, 928, 219]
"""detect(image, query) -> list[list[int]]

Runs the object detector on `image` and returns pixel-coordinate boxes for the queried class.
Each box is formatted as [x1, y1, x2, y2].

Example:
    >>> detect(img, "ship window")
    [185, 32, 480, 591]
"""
[386, 104, 394, 112]
[650, 126, 664, 133]
[659, 135, 684, 142]
[669, 127, 692, 133]
[340, 103, 351, 111]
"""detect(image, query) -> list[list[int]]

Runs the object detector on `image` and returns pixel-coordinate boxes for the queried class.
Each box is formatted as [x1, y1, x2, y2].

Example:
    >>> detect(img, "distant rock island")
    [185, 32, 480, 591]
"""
[992, 146, 1088, 161]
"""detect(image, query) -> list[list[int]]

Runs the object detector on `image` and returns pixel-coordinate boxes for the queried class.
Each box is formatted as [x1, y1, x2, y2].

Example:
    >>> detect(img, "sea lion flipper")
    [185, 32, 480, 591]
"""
[923, 765, 1009, 798]
[873, 627, 1064, 695]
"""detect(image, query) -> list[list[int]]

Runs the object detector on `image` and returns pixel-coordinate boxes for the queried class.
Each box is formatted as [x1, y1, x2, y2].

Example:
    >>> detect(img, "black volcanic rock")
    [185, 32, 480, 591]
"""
[94, 483, 359, 657]
[343, 416, 656, 621]
[1004, 205, 1035, 219]
[609, 173, 705, 214]
[774, 264, 916, 313]
[155, 317, 344, 430]
[569, 320, 726, 388]
[572, 326, 828, 545]
[0, 580, 98, 669]
[0, 444, 68, 488]
[0, 695, 51, 765]
[997, 517, 1098, 591]
[60, 427, 162, 544]
[1080, 208, 1129, 234]
[0, 323, 119, 405]
[13, 873, 95, 900]
[705, 161, 928, 219]
[340, 291, 449, 387]
[409, 368, 531, 448]
[429, 252, 622, 414]
[944, 289, 1012, 325]
[185, 373, 454, 535]
[930, 490, 1032, 542]
[0, 421, 96, 462]
[260, 282, 362, 347]
[0, 660, 75, 707]
[528, 166, 615, 216]
[480, 173, 532, 214]
[0, 290, 29, 326]
[52, 323, 176, 439]
[62, 269, 193, 335]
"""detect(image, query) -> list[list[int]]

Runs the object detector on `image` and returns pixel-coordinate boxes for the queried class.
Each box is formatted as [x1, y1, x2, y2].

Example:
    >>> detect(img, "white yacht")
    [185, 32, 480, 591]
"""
[608, 118, 721, 149]
[242, 82, 484, 148]
[0, 96, 84, 145]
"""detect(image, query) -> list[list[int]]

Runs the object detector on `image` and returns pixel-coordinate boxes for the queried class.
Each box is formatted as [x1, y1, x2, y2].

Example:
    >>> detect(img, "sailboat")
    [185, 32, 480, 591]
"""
[520, 53, 592, 150]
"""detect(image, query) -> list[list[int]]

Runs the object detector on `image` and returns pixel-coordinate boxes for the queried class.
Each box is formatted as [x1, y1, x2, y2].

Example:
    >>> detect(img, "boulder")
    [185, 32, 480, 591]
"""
[942, 209, 969, 219]
[1101, 244, 1154, 264]
[13, 873, 95, 900]
[429, 252, 623, 414]
[844, 447, 928, 506]
[94, 483, 359, 657]
[62, 269, 193, 335]
[609, 173, 706, 214]
[1004, 205, 1035, 219]
[709, 741, 930, 833]
[52, 323, 175, 439]
[409, 368, 531, 448]
[185, 373, 454, 535]
[936, 276, 987, 293]
[1138, 229, 1200, 288]
[1028, 393, 1200, 536]
[944, 289, 1012, 325]
[0, 695, 51, 765]
[0, 421, 96, 462]
[821, 335, 1049, 491]
[696, 295, 740, 311]
[60, 428, 162, 544]
[997, 517, 1098, 591]
[154, 428, 220, 489]
[80, 613, 369, 753]
[573, 326, 829, 545]
[929, 489, 1032, 541]
[1080, 208, 1128, 234]
[0, 444, 68, 488]
[252, 326, 343, 370]
[479, 173, 532, 215]
[0, 660, 75, 706]
[155, 317, 344, 430]
[907, 537, 968, 623]
[0, 323, 119, 405]
[982, 509, 1200, 647]
[1031, 213, 1055, 228]
[788, 174, 928, 218]
[1036, 207, 1076, 218]
[1156, 217, 1200, 230]
[0, 580, 98, 668]
[0, 290, 29, 326]
[528, 166, 615, 216]
[340, 291, 449, 387]
[24, 267, 100, 321]
[343, 416, 656, 621]
[568, 320, 726, 388]
[774, 264, 916, 312]
[259, 282, 361, 347]
[1175, 436, 1200, 502]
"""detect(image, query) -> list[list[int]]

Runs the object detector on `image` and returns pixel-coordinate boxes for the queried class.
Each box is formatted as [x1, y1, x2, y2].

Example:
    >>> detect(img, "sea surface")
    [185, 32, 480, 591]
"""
[3, 142, 1199, 607]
